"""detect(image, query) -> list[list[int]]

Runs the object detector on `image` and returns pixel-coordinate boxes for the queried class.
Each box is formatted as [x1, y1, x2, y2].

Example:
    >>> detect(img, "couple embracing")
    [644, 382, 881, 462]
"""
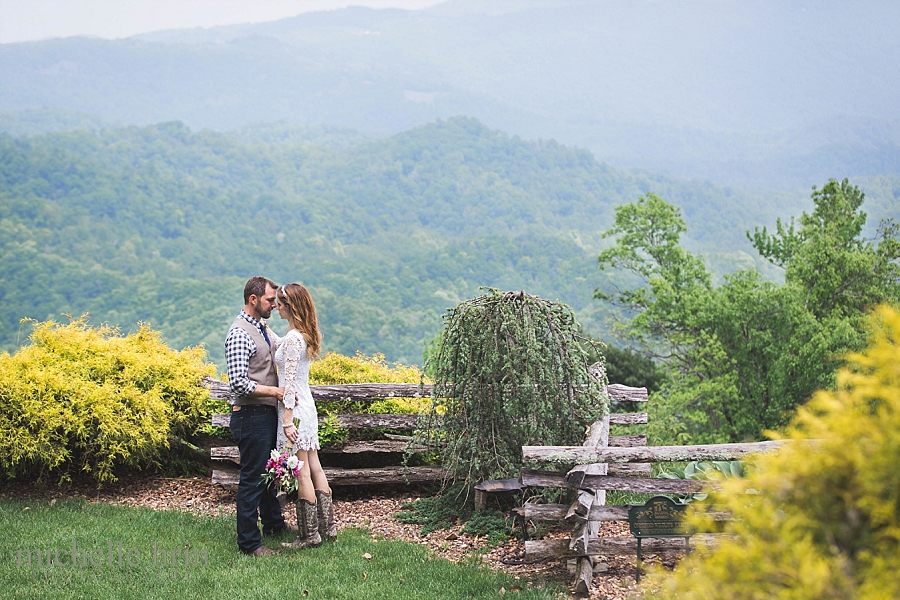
[224, 276, 335, 556]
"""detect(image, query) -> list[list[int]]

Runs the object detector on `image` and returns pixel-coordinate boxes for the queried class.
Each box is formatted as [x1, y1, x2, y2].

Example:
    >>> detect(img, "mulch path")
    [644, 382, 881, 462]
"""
[0, 474, 672, 599]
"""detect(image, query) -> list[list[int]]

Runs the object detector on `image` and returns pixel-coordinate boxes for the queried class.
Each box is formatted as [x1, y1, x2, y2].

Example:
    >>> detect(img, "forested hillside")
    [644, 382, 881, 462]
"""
[1, 117, 896, 367]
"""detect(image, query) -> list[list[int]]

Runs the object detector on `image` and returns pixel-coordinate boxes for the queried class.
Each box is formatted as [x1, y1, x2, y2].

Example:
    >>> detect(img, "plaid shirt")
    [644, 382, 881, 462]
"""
[224, 310, 280, 398]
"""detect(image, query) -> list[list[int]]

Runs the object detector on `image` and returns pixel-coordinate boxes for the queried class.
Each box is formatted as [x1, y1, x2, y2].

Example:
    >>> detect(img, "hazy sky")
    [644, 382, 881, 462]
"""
[0, 0, 443, 44]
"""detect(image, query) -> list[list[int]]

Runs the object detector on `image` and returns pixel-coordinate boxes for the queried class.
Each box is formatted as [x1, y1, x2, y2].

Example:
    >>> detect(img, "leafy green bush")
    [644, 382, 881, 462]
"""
[644, 304, 900, 599]
[0, 318, 215, 483]
[657, 460, 743, 503]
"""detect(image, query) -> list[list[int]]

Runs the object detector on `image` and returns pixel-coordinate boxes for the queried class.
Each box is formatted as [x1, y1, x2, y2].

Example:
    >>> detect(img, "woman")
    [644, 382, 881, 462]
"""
[272, 282, 336, 548]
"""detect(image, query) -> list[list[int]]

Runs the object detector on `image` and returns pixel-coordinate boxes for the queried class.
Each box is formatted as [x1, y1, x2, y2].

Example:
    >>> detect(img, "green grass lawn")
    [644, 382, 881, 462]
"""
[1, 499, 563, 599]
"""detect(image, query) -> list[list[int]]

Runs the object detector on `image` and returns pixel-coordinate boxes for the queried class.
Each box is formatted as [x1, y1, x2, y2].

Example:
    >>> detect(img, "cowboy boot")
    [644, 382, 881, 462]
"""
[281, 499, 321, 549]
[316, 489, 337, 541]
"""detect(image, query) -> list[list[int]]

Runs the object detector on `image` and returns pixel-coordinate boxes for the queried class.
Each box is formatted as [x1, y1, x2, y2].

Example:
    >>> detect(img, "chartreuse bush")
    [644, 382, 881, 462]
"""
[0, 318, 215, 483]
[309, 352, 428, 445]
[310, 351, 423, 386]
[643, 304, 900, 599]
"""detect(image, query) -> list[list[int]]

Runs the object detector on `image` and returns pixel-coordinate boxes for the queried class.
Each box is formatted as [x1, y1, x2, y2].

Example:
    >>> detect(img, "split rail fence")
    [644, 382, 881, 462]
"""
[205, 377, 654, 488]
[205, 374, 785, 595]
[517, 376, 788, 595]
[205, 377, 444, 486]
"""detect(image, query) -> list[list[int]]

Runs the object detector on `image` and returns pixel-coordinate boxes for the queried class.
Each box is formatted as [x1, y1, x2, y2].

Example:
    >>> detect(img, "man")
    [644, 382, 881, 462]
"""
[225, 276, 290, 556]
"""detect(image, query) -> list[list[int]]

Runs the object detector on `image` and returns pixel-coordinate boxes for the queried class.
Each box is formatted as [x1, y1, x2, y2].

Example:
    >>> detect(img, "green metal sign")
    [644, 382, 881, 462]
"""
[628, 496, 691, 582]
[629, 495, 687, 538]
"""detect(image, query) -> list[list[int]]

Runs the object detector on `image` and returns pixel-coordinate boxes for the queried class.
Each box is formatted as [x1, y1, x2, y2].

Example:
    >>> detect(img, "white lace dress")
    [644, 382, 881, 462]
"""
[274, 329, 320, 452]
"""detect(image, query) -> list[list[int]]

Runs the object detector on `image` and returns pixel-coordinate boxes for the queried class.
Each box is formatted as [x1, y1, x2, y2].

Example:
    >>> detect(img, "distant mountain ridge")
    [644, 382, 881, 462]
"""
[1, 0, 897, 191]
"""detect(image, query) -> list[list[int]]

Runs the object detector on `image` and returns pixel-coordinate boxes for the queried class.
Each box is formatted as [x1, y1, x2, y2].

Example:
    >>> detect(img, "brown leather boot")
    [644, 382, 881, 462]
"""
[316, 489, 337, 541]
[281, 499, 321, 549]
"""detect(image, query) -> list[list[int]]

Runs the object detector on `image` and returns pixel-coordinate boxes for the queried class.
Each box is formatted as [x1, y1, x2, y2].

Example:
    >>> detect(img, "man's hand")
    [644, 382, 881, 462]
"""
[249, 384, 284, 400]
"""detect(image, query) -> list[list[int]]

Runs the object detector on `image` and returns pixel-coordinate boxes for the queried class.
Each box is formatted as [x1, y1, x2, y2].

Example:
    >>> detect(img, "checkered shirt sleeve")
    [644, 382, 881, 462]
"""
[224, 325, 257, 398]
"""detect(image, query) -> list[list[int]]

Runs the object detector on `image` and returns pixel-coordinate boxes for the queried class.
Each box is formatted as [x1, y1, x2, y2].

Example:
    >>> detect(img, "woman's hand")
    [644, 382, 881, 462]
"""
[283, 422, 298, 443]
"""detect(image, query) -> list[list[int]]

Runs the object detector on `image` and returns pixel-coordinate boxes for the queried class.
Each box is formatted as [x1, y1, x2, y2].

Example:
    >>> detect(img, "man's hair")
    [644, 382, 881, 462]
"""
[244, 276, 276, 304]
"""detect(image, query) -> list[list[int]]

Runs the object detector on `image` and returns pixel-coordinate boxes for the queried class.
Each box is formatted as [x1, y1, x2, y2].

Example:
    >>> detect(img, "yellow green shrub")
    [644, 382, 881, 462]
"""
[310, 351, 424, 385]
[0, 318, 215, 483]
[643, 304, 900, 599]
[366, 396, 431, 416]
[309, 352, 428, 445]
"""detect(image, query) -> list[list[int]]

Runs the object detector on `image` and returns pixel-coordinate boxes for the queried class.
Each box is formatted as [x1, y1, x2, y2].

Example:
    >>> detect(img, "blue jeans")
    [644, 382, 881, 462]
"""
[231, 404, 286, 553]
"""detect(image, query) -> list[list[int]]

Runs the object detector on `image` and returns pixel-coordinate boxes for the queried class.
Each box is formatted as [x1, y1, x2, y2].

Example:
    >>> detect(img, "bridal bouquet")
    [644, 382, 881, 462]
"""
[261, 448, 304, 495]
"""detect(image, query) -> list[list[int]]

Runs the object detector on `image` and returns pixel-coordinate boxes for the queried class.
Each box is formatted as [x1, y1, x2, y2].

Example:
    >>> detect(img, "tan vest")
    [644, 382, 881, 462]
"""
[231, 316, 279, 407]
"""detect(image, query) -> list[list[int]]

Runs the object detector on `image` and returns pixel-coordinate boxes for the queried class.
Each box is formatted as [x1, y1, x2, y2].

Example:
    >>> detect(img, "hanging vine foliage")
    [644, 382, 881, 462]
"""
[418, 289, 608, 490]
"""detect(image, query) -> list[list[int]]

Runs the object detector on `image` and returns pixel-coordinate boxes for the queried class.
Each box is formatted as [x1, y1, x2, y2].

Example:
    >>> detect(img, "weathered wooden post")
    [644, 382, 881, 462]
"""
[567, 362, 610, 595]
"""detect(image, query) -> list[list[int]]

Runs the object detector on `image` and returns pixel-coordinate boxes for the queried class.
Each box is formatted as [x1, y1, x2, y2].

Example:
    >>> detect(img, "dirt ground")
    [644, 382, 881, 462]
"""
[1, 474, 676, 599]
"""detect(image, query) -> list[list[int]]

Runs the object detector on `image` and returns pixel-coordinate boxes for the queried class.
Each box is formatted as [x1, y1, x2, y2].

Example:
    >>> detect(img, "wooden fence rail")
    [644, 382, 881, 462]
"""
[210, 412, 426, 429]
[522, 502, 731, 523]
[212, 466, 448, 486]
[204, 377, 431, 402]
[204, 378, 648, 405]
[524, 534, 726, 560]
[515, 380, 801, 595]
[204, 377, 651, 488]
[212, 412, 645, 429]
[522, 440, 790, 465]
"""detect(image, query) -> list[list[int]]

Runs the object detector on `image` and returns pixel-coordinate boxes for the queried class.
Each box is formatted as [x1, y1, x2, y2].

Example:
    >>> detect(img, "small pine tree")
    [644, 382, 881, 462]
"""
[420, 289, 607, 490]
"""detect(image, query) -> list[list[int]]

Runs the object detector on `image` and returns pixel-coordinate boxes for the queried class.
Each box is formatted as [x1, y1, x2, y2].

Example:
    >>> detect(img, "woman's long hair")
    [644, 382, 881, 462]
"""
[277, 283, 322, 359]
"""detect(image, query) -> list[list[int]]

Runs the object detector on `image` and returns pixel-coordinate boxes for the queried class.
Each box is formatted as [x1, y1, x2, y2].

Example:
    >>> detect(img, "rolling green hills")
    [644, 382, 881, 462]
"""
[1, 117, 896, 367]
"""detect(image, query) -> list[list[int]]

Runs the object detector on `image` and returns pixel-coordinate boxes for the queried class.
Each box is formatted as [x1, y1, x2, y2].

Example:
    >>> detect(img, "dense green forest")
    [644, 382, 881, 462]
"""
[1, 117, 897, 369]
[597, 184, 900, 443]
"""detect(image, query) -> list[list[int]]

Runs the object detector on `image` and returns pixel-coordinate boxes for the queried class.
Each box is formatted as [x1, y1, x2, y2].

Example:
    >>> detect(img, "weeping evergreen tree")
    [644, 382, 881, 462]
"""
[421, 289, 608, 489]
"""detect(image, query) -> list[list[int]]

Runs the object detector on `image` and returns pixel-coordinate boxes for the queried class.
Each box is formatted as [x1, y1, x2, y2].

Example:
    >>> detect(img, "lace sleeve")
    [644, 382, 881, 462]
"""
[281, 332, 304, 409]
